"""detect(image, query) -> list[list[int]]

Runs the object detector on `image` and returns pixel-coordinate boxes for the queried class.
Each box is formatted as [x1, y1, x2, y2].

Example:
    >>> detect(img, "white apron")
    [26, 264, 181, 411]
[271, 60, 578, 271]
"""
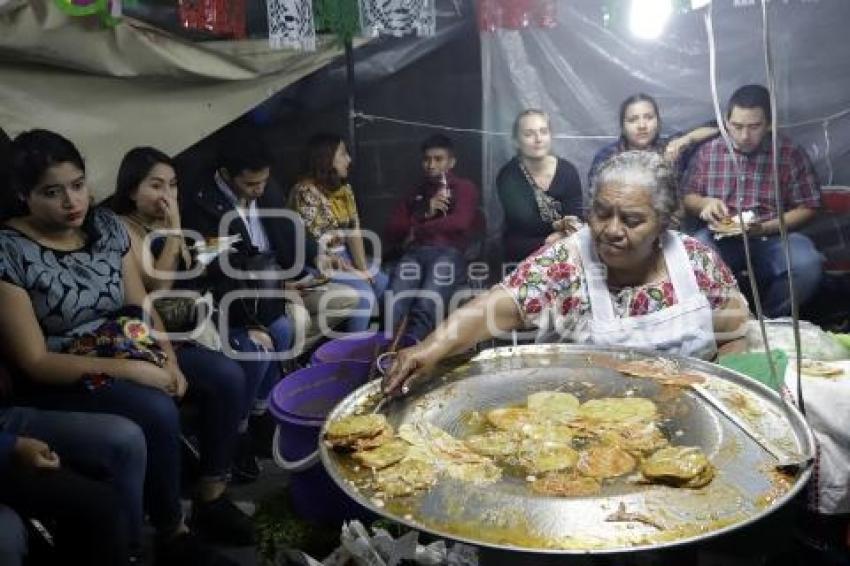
[569, 227, 717, 360]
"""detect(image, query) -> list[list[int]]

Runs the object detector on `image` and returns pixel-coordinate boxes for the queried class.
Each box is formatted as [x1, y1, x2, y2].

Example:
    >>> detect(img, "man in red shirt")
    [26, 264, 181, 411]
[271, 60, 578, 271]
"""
[683, 84, 823, 317]
[384, 135, 481, 340]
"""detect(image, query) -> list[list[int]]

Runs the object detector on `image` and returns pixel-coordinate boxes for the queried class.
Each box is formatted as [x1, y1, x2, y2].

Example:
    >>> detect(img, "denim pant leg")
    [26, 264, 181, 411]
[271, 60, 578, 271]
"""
[750, 233, 824, 318]
[412, 247, 467, 340]
[229, 328, 273, 421]
[0, 505, 26, 566]
[177, 346, 244, 480]
[18, 380, 183, 533]
[0, 406, 147, 545]
[388, 251, 425, 333]
[333, 274, 379, 332]
[254, 313, 296, 406]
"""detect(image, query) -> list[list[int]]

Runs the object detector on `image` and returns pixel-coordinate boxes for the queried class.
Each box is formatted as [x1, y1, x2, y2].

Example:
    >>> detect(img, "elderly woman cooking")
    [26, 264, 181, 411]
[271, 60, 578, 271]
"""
[384, 151, 750, 395]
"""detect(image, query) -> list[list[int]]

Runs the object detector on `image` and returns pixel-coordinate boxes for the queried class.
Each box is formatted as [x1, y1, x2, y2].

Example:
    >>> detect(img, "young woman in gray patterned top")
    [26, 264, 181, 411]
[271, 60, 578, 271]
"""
[0, 130, 235, 566]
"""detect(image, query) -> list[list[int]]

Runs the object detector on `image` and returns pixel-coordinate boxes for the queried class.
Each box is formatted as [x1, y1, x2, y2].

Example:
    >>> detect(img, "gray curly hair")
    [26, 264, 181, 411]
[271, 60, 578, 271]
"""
[590, 150, 680, 229]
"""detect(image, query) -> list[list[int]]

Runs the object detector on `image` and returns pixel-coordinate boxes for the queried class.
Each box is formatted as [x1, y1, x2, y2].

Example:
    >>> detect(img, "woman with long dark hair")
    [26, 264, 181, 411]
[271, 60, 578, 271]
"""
[111, 146, 260, 542]
[0, 130, 237, 565]
[588, 93, 718, 186]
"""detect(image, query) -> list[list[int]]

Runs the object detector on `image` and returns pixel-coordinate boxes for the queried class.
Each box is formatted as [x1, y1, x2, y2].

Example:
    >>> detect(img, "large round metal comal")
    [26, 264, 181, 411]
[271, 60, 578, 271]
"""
[319, 344, 814, 555]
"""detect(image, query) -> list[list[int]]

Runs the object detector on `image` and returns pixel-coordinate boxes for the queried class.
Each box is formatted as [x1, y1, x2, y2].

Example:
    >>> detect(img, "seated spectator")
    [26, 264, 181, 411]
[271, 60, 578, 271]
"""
[588, 93, 718, 186]
[0, 129, 234, 566]
[1, 406, 145, 565]
[683, 84, 823, 318]
[182, 127, 357, 349]
[109, 146, 260, 535]
[289, 133, 389, 332]
[496, 109, 584, 264]
[384, 134, 481, 340]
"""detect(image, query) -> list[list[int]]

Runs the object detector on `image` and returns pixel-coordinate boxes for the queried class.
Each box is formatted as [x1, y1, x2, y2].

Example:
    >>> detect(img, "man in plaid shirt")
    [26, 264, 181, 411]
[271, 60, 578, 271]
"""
[683, 84, 823, 318]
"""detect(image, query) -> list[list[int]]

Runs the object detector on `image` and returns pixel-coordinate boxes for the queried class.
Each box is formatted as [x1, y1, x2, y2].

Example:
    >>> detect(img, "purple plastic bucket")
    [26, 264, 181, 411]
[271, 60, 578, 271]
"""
[310, 330, 417, 366]
[269, 361, 373, 523]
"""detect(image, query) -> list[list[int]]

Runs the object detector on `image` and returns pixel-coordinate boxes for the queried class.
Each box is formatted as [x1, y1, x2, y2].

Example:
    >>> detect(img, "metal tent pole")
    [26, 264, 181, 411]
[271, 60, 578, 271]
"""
[345, 38, 358, 181]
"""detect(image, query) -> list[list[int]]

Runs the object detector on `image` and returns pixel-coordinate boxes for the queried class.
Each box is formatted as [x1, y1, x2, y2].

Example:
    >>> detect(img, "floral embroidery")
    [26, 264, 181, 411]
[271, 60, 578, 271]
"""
[501, 234, 741, 331]
[289, 181, 359, 243]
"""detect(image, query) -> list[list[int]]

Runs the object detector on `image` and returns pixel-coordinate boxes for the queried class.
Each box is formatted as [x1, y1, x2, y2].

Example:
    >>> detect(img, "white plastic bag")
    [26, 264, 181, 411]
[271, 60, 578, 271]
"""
[315, 521, 478, 566]
[746, 318, 849, 361]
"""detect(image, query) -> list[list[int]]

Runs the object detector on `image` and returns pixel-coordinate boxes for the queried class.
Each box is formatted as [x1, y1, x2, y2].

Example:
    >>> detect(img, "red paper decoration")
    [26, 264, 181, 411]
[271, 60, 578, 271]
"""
[178, 0, 246, 39]
[478, 0, 557, 32]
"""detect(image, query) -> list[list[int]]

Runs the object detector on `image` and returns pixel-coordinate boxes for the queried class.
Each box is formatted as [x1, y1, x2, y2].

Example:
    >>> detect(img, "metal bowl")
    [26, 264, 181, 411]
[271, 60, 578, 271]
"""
[319, 344, 814, 554]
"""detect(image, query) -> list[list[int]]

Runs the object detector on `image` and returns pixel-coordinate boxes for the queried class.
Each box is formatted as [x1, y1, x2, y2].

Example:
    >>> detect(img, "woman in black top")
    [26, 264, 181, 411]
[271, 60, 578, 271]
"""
[496, 109, 583, 264]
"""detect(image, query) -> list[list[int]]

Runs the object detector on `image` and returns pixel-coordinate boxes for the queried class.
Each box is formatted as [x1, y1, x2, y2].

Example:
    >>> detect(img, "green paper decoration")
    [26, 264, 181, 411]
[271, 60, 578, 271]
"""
[54, 0, 121, 26]
[314, 0, 361, 44]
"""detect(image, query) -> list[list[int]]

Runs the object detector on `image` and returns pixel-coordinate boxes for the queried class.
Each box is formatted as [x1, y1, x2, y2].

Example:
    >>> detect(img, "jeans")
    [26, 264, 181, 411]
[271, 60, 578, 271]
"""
[0, 406, 145, 551]
[693, 228, 824, 318]
[176, 345, 244, 479]
[328, 250, 389, 333]
[388, 246, 467, 340]
[16, 381, 183, 534]
[228, 312, 294, 416]
[0, 505, 25, 566]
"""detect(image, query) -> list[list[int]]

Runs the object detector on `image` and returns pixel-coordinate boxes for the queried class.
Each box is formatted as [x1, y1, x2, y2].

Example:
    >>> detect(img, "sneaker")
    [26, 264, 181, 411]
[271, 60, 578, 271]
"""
[192, 495, 255, 547]
[232, 432, 262, 484]
[155, 531, 237, 566]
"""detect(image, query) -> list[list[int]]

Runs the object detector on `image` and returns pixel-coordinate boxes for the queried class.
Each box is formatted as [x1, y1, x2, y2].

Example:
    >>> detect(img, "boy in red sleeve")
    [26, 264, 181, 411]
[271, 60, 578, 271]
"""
[385, 135, 481, 339]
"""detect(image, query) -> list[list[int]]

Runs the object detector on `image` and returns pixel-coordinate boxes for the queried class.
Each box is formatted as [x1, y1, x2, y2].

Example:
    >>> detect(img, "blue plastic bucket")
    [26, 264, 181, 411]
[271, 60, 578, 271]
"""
[269, 361, 374, 523]
[310, 330, 417, 366]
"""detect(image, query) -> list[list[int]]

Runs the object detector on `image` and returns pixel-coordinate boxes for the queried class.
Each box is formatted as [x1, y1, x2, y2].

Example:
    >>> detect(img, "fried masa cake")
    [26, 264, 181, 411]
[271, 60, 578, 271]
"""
[325, 414, 392, 450]
[485, 407, 538, 431]
[373, 458, 437, 497]
[578, 397, 658, 423]
[641, 446, 715, 488]
[465, 430, 521, 458]
[517, 441, 579, 475]
[352, 438, 410, 469]
[598, 421, 669, 456]
[800, 359, 844, 377]
[532, 473, 601, 497]
[526, 391, 580, 421]
[615, 359, 706, 387]
[576, 445, 636, 479]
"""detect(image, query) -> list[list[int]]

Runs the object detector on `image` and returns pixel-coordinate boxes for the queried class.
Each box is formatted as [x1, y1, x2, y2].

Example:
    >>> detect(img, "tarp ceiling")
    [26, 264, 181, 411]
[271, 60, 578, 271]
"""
[0, 0, 369, 198]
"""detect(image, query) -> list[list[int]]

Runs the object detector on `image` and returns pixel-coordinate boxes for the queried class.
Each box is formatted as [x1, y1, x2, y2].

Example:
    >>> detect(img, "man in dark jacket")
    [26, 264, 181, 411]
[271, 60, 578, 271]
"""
[181, 127, 357, 348]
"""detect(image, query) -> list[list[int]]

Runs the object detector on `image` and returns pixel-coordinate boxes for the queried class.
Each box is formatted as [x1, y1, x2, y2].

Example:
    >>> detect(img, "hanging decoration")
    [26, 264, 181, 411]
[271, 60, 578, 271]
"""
[314, 0, 361, 44]
[178, 0, 247, 39]
[478, 0, 557, 32]
[267, 0, 316, 50]
[358, 0, 436, 38]
[53, 0, 125, 26]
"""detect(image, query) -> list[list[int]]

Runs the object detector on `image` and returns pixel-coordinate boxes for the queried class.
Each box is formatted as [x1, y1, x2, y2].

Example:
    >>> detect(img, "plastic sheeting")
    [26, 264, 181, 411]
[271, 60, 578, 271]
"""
[481, 0, 850, 242]
[0, 0, 369, 199]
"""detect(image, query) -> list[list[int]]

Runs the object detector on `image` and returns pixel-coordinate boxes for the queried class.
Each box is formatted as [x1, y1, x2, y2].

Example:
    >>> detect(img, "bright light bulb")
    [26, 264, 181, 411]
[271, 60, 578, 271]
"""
[629, 0, 673, 40]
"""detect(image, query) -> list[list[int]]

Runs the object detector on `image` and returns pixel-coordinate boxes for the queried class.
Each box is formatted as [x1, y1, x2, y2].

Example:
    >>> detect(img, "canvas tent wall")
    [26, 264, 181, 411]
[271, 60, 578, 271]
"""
[0, 0, 369, 199]
[481, 0, 850, 243]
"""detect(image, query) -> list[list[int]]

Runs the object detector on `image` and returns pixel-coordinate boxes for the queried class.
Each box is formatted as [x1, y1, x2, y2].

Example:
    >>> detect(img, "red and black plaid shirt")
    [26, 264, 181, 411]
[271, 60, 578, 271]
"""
[684, 135, 821, 222]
